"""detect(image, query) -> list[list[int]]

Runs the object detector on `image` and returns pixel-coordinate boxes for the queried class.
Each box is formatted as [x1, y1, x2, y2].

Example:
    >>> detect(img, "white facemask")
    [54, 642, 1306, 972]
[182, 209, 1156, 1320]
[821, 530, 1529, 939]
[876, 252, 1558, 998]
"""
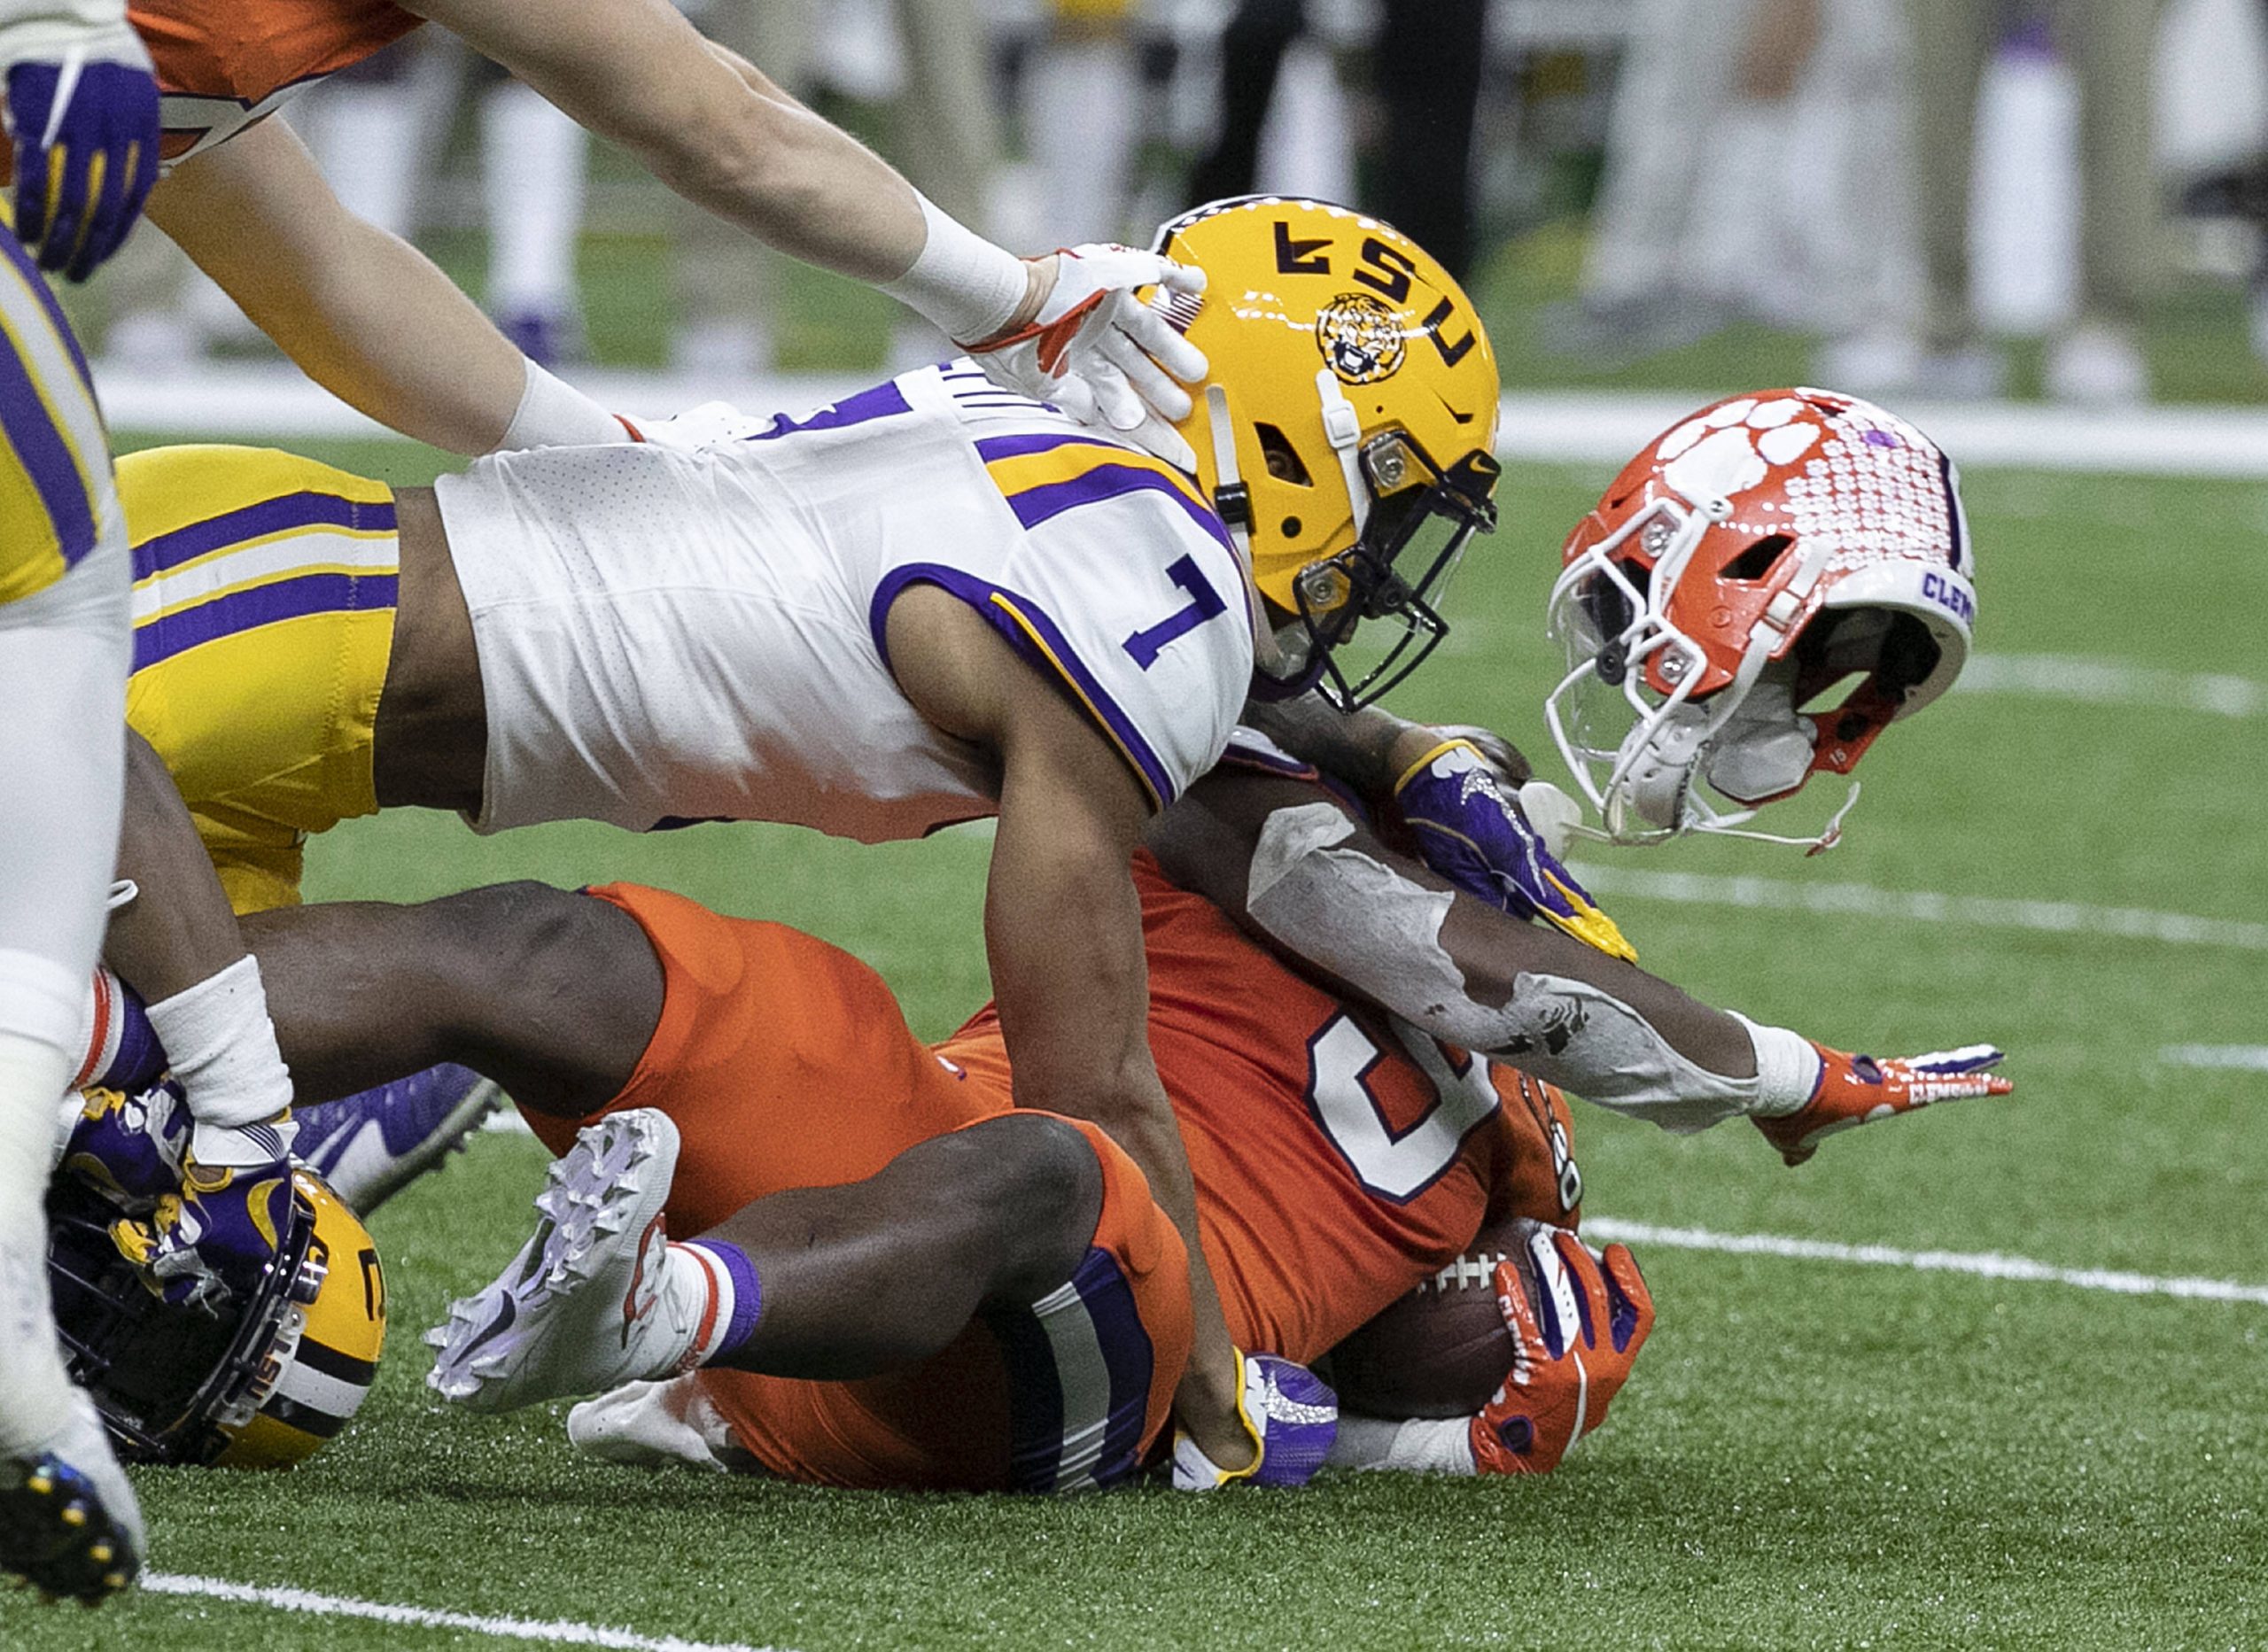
[1612, 675, 1818, 831]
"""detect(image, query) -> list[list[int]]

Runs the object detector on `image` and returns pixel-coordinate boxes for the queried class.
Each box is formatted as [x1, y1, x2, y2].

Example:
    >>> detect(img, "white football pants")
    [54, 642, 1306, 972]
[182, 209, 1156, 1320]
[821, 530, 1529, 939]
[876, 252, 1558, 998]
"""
[0, 544, 128, 1454]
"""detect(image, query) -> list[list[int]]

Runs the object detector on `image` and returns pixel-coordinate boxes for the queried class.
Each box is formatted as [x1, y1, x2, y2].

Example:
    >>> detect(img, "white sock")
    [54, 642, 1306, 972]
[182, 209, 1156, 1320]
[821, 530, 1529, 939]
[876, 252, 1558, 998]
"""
[0, 1031, 78, 1452]
[481, 80, 588, 315]
[1735, 1016, 1829, 1117]
[144, 957, 295, 1163]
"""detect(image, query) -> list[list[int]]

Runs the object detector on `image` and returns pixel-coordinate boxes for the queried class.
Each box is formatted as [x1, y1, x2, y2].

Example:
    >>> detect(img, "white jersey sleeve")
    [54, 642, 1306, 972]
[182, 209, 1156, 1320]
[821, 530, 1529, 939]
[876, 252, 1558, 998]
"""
[883, 364, 1254, 811]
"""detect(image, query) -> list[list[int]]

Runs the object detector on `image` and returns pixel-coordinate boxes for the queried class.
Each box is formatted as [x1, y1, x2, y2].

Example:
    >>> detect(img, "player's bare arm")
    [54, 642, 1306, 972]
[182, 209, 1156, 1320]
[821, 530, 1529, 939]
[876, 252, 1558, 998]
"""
[145, 120, 548, 455]
[407, 0, 925, 283]
[883, 584, 1257, 1473]
[1146, 762, 2010, 1160]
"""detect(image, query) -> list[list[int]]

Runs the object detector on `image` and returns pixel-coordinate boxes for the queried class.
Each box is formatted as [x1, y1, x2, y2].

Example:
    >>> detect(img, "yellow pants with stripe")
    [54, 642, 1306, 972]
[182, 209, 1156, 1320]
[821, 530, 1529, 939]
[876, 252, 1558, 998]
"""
[121, 445, 400, 914]
[0, 200, 120, 607]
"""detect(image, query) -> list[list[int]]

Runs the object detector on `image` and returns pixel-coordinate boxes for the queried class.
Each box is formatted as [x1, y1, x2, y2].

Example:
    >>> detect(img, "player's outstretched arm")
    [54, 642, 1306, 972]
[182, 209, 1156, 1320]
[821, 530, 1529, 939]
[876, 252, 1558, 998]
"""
[1147, 763, 2011, 1158]
[406, 0, 1206, 457]
[146, 119, 627, 454]
[886, 589, 1329, 1483]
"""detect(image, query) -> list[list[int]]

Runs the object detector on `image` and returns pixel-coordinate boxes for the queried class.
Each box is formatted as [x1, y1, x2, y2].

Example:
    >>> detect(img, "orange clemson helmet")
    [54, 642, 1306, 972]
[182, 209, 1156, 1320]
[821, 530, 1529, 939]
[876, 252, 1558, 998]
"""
[1542, 389, 1976, 849]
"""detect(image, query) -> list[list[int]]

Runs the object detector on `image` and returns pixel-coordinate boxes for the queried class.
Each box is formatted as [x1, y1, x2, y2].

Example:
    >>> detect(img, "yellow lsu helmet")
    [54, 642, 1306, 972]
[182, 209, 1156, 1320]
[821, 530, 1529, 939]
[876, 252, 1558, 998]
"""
[50, 1167, 386, 1470]
[1152, 196, 1503, 708]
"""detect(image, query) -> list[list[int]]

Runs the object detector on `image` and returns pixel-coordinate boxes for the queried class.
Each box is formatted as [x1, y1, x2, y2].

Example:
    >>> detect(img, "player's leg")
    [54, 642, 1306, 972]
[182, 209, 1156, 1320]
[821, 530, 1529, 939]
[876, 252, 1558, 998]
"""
[97, 446, 493, 1214]
[0, 233, 143, 1598]
[429, 1108, 1107, 1412]
[590, 1113, 1193, 1493]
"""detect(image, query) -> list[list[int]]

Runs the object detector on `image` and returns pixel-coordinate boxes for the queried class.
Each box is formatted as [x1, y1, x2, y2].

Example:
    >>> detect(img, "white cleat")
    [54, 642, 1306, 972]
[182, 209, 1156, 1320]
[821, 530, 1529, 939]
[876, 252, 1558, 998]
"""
[424, 1109, 695, 1415]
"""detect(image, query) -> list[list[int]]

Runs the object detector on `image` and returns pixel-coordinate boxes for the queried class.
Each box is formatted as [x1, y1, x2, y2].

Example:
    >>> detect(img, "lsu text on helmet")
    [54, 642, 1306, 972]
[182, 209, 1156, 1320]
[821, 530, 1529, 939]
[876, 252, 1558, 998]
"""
[1544, 389, 1975, 849]
[1152, 195, 1503, 709]
[48, 1166, 386, 1470]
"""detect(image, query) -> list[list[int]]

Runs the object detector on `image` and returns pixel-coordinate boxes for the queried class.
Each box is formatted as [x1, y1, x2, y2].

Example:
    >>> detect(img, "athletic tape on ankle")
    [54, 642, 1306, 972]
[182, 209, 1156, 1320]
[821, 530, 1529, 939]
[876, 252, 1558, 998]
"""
[145, 955, 292, 1132]
[875, 194, 1027, 346]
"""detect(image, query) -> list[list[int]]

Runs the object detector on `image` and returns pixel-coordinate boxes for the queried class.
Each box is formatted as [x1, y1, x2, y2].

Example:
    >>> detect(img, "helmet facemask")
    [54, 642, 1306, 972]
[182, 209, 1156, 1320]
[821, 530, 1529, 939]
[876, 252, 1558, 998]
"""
[47, 1177, 322, 1466]
[1544, 498, 1861, 851]
[1258, 416, 1499, 710]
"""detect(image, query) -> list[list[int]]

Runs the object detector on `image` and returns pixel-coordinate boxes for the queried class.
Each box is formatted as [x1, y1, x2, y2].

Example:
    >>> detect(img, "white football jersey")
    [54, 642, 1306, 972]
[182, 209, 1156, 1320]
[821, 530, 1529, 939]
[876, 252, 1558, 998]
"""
[432, 362, 1254, 843]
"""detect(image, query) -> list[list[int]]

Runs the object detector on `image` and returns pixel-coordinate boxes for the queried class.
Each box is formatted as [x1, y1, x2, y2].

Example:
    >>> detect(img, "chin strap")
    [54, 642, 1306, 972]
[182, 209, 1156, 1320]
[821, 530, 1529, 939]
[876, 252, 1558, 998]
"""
[1565, 779, 1862, 855]
[1313, 369, 1371, 542]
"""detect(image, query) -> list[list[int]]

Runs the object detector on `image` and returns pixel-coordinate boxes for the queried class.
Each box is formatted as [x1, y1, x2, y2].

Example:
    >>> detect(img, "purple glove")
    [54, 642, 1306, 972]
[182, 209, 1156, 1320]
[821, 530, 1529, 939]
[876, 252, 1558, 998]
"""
[58, 1078, 190, 1212]
[1393, 738, 1638, 964]
[109, 1155, 297, 1311]
[1172, 1353, 1338, 1490]
[5, 42, 160, 280]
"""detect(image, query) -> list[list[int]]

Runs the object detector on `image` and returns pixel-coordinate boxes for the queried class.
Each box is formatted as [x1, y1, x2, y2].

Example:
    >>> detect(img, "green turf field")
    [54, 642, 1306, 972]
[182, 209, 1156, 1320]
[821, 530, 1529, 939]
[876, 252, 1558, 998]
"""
[6, 441, 2264, 1649]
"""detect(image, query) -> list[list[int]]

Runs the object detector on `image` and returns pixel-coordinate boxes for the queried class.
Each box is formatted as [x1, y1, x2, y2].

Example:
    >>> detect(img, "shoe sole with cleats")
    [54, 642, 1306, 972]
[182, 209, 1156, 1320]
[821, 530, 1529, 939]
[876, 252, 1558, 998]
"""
[425, 1109, 680, 1415]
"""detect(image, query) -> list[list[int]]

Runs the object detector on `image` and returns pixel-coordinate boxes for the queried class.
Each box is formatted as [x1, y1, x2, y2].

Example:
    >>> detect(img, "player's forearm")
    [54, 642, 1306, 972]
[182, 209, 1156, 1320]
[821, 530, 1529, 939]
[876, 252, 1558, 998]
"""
[252, 221, 531, 454]
[1232, 796, 1823, 1131]
[419, 0, 961, 292]
[1029, 1059, 1252, 1468]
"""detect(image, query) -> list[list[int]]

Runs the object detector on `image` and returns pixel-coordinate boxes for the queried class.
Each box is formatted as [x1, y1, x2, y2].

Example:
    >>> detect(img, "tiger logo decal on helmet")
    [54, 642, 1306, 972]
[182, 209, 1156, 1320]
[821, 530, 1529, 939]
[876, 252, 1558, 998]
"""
[1150, 196, 1503, 708]
[49, 1166, 386, 1470]
[1543, 389, 1976, 849]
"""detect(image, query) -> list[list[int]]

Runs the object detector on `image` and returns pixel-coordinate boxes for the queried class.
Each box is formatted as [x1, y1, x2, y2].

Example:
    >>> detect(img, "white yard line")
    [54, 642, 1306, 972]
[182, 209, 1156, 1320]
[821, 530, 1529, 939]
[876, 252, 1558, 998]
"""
[99, 363, 2268, 479]
[1956, 654, 2265, 717]
[1567, 864, 2268, 952]
[2161, 1043, 2268, 1073]
[141, 1573, 782, 1652]
[1582, 1218, 2268, 1306]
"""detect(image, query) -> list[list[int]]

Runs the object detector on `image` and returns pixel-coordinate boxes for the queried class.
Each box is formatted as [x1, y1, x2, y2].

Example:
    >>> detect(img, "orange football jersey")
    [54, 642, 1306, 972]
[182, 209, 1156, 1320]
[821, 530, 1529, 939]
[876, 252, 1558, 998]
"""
[132, 0, 422, 164]
[935, 851, 1584, 1366]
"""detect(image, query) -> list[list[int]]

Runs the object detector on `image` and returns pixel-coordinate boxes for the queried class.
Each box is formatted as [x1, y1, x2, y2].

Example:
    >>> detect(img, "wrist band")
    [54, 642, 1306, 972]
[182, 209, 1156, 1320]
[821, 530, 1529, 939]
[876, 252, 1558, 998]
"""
[495, 361, 635, 454]
[875, 194, 1027, 346]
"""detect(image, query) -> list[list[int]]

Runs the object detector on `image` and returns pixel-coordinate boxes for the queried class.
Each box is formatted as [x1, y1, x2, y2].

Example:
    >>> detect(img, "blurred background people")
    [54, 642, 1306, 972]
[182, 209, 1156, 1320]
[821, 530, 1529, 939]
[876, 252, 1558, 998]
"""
[62, 0, 2268, 404]
[1908, 0, 2171, 406]
[671, 0, 999, 375]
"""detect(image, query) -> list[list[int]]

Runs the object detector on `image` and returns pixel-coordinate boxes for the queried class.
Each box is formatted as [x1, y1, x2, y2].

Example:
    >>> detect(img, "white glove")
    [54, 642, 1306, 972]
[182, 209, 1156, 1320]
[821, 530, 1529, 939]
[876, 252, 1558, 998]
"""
[967, 245, 1208, 470]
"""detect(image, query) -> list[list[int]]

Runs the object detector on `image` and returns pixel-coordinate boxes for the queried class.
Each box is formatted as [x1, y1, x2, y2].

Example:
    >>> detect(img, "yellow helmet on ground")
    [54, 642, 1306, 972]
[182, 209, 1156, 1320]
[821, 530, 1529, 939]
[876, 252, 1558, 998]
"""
[50, 1167, 386, 1470]
[1152, 196, 1503, 707]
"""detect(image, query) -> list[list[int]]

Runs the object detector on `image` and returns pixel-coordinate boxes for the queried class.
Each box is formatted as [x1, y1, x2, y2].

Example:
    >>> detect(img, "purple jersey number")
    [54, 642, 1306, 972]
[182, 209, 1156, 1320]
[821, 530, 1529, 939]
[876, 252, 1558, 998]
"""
[1122, 555, 1227, 670]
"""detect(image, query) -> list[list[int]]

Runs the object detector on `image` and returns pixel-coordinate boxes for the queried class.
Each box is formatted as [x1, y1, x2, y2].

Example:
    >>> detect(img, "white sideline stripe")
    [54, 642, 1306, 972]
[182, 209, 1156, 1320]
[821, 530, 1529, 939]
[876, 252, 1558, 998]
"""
[481, 1106, 537, 1135]
[1958, 654, 2265, 718]
[1568, 863, 2268, 952]
[2162, 1043, 2268, 1074]
[1583, 1218, 2268, 1307]
[96, 361, 2268, 479]
[141, 1572, 781, 1652]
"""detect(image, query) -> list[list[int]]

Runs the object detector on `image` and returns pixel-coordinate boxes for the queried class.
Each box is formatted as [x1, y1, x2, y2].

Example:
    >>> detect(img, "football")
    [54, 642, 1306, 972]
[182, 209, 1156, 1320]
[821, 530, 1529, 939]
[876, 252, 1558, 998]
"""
[1324, 1216, 1561, 1418]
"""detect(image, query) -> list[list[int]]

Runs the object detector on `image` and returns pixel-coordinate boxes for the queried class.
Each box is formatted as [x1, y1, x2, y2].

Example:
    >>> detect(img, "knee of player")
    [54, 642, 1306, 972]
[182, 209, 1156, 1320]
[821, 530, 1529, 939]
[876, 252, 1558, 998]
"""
[428, 882, 620, 1020]
[948, 1114, 1104, 1301]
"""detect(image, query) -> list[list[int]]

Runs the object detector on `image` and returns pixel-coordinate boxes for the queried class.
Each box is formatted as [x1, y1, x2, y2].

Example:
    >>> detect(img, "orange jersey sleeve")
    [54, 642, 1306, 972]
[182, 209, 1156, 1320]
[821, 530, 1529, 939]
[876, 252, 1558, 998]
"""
[936, 852, 1585, 1367]
[130, 0, 422, 164]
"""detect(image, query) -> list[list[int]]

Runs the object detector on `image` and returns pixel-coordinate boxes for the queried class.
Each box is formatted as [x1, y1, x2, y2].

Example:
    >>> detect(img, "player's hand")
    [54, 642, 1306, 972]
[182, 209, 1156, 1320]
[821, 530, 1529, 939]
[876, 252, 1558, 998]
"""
[58, 1078, 190, 1211]
[1469, 1231, 1653, 1476]
[1755, 1044, 2011, 1167]
[1171, 1352, 1337, 1490]
[3, 26, 160, 281]
[107, 1114, 298, 1310]
[1394, 738, 1637, 964]
[967, 245, 1208, 470]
